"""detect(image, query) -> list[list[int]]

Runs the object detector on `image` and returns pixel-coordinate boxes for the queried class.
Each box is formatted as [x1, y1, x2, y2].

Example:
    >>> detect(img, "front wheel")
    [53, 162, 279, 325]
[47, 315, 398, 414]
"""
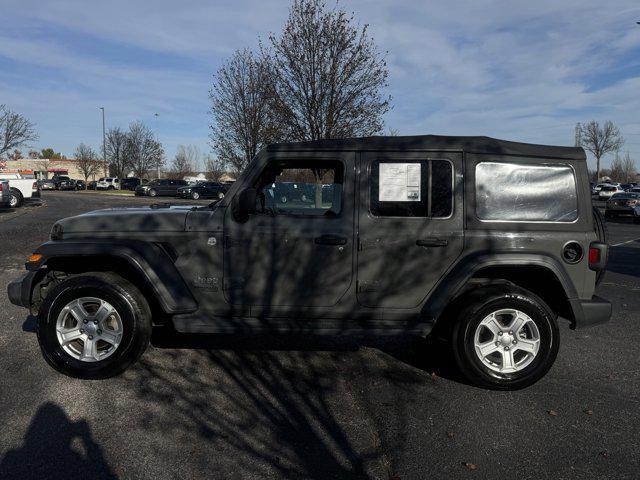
[191, 191, 200, 200]
[36, 273, 151, 379]
[217, 191, 225, 200]
[149, 189, 157, 197]
[451, 286, 559, 390]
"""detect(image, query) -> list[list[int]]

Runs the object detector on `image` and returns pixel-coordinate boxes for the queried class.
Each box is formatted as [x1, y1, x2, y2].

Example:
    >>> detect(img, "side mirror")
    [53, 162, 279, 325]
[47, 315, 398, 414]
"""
[233, 188, 257, 222]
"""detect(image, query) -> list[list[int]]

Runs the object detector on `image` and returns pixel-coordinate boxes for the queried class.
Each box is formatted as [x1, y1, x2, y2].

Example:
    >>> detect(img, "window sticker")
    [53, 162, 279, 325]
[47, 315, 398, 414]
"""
[379, 163, 421, 202]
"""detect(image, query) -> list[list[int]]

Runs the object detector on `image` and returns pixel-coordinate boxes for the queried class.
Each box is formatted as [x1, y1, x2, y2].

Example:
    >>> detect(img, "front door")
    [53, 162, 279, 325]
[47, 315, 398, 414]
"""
[356, 151, 464, 309]
[223, 154, 355, 315]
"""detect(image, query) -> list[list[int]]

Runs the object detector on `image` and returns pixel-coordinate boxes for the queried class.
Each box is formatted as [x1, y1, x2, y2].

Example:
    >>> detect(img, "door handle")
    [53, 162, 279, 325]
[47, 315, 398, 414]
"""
[315, 234, 347, 246]
[416, 238, 448, 247]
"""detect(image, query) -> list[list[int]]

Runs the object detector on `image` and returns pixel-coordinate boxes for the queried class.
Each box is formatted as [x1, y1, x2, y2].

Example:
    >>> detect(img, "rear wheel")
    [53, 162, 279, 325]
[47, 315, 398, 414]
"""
[451, 286, 559, 390]
[217, 191, 225, 200]
[149, 189, 157, 197]
[191, 191, 200, 200]
[9, 188, 23, 208]
[36, 273, 151, 379]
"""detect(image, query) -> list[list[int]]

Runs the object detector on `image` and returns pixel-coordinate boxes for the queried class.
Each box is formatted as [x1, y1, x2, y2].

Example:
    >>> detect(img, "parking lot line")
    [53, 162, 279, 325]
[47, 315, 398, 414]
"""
[611, 237, 640, 247]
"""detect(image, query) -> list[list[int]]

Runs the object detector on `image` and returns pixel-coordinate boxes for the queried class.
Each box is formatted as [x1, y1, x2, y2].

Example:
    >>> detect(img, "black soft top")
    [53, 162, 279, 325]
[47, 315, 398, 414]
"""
[267, 135, 585, 160]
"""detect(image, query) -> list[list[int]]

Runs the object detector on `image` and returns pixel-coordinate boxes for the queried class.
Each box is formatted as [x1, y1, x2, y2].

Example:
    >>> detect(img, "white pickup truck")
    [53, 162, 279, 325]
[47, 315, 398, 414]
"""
[0, 173, 41, 208]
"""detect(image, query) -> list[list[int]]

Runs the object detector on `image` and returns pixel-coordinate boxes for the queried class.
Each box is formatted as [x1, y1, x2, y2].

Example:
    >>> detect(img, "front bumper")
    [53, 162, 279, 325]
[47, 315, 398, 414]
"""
[570, 296, 611, 328]
[7, 271, 37, 309]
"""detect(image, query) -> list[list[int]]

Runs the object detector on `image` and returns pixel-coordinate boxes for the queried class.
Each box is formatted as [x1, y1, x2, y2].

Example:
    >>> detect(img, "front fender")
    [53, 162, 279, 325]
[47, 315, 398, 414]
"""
[27, 240, 197, 314]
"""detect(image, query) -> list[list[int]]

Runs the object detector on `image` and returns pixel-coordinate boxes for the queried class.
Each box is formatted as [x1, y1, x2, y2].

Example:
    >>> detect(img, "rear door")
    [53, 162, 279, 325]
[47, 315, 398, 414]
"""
[356, 152, 464, 308]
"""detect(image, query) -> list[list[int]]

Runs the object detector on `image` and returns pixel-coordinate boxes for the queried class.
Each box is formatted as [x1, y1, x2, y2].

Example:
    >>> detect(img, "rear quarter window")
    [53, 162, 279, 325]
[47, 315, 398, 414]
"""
[475, 162, 578, 222]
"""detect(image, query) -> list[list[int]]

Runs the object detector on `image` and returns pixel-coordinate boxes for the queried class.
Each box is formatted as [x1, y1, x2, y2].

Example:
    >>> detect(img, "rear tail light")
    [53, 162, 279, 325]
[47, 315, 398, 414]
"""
[0, 183, 3, 192]
[32, 181, 38, 190]
[588, 242, 607, 271]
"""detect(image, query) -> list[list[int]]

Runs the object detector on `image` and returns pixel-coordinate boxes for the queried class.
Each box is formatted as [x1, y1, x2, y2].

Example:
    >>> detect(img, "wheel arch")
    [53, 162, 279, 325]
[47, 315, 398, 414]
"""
[27, 240, 198, 320]
[424, 253, 579, 330]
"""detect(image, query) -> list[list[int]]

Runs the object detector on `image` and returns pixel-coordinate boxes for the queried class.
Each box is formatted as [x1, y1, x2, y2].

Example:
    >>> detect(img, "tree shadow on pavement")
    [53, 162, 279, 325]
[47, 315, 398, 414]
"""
[129, 330, 450, 479]
[0, 402, 117, 480]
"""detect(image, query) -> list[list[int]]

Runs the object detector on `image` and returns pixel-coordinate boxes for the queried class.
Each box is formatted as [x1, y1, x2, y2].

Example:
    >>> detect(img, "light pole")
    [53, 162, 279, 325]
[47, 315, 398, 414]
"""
[99, 107, 106, 176]
[154, 113, 160, 179]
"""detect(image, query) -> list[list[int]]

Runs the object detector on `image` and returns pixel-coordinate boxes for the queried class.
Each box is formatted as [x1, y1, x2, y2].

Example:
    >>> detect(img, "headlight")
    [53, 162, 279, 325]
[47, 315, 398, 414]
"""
[51, 223, 63, 241]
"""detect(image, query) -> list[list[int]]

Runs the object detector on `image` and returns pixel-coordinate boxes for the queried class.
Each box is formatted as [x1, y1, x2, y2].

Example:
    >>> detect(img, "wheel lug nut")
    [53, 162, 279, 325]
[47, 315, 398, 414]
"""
[88, 335, 94, 340]
[498, 332, 503, 336]
[97, 330, 102, 335]
[512, 340, 517, 345]
[495, 342, 500, 346]
[504, 346, 510, 351]
[83, 319, 88, 324]
[509, 331, 513, 335]
[93, 320, 98, 325]
[80, 329, 84, 334]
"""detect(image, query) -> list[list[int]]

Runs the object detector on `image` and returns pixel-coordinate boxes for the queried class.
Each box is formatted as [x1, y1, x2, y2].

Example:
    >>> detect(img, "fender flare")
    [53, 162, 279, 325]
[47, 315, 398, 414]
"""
[28, 240, 198, 314]
[423, 252, 581, 325]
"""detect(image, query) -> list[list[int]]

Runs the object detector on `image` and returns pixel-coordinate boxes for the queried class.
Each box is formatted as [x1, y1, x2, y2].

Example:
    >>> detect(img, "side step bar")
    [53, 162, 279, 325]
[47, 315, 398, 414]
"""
[172, 314, 432, 336]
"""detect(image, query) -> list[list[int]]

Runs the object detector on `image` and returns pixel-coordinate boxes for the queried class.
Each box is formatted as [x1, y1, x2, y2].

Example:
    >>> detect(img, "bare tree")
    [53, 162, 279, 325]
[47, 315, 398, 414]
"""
[105, 127, 130, 179]
[0, 105, 38, 159]
[621, 152, 636, 183]
[125, 121, 164, 178]
[8, 149, 22, 161]
[579, 120, 625, 182]
[209, 49, 280, 175]
[204, 155, 227, 181]
[266, 0, 390, 141]
[74, 143, 100, 181]
[170, 145, 200, 179]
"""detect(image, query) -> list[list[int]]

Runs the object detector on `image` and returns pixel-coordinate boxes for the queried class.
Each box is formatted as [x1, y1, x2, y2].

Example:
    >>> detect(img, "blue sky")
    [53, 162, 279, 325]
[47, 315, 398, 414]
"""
[1, 0, 640, 170]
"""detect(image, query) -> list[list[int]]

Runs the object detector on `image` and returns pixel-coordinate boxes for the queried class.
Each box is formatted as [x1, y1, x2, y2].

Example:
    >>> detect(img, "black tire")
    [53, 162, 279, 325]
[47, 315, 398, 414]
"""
[451, 286, 559, 390]
[592, 206, 608, 284]
[108, 185, 115, 190]
[36, 273, 151, 379]
[9, 188, 23, 208]
[149, 189, 157, 197]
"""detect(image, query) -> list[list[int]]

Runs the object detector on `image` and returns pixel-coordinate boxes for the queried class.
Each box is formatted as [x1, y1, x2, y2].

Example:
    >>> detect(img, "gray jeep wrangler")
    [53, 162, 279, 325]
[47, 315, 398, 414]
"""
[8, 135, 611, 389]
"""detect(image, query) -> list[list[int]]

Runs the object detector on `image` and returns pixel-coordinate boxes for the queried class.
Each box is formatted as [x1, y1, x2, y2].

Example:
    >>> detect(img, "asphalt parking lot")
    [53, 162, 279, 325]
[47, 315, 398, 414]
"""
[0, 192, 639, 479]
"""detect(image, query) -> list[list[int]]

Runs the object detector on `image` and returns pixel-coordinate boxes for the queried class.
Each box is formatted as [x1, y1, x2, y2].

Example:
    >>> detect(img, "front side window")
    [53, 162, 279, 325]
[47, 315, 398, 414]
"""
[254, 160, 343, 217]
[475, 162, 578, 222]
[370, 159, 453, 217]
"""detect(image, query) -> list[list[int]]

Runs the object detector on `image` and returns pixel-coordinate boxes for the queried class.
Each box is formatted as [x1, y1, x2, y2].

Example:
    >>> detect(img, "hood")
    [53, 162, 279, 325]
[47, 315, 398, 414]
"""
[55, 205, 194, 234]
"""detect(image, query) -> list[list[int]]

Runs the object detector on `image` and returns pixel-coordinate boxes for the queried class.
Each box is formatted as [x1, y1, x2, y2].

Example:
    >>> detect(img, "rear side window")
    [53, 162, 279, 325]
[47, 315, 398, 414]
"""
[370, 159, 453, 217]
[475, 162, 577, 222]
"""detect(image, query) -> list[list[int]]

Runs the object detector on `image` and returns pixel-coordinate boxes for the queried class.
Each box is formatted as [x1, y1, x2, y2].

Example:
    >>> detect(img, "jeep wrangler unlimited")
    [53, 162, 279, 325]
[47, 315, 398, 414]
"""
[8, 135, 611, 389]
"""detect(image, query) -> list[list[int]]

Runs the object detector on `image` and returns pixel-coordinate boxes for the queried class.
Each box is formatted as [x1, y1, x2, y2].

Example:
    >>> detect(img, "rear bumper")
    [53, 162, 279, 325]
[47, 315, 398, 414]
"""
[570, 296, 611, 328]
[7, 271, 37, 309]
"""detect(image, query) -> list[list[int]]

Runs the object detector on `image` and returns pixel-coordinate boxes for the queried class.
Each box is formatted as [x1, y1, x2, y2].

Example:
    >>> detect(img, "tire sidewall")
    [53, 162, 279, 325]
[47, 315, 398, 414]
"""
[37, 276, 150, 379]
[454, 289, 559, 390]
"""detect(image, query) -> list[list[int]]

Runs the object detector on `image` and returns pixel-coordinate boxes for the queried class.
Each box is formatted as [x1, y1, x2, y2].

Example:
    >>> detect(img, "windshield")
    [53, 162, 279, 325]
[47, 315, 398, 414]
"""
[601, 186, 617, 191]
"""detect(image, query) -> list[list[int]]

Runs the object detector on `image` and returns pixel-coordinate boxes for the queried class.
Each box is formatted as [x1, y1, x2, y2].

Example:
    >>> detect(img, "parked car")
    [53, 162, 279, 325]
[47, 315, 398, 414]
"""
[96, 177, 120, 190]
[0, 180, 10, 207]
[57, 179, 77, 191]
[120, 177, 142, 191]
[75, 179, 87, 190]
[177, 181, 228, 200]
[8, 135, 610, 390]
[0, 173, 41, 208]
[598, 185, 624, 200]
[620, 183, 634, 192]
[39, 180, 56, 190]
[135, 179, 188, 197]
[605, 192, 640, 218]
[51, 175, 71, 190]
